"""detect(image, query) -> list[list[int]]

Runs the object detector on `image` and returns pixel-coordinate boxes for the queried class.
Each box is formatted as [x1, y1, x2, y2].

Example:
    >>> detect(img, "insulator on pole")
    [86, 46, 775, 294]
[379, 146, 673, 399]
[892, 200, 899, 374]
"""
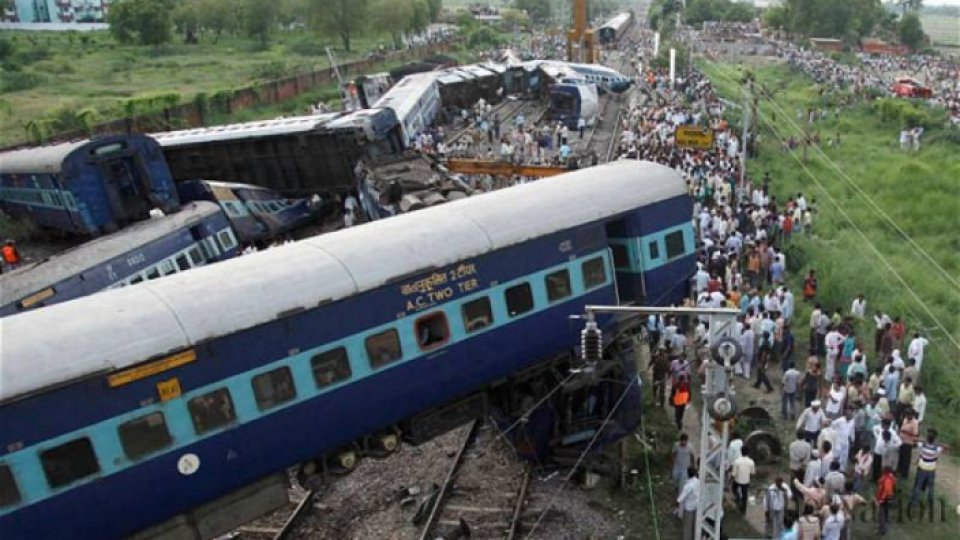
[581, 321, 602, 365]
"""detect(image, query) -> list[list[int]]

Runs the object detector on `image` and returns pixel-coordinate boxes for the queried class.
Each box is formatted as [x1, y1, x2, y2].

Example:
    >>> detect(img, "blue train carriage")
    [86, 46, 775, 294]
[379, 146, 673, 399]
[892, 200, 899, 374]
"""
[0, 134, 180, 236]
[548, 81, 600, 130]
[373, 71, 441, 147]
[0, 161, 695, 540]
[177, 180, 319, 246]
[597, 11, 634, 45]
[0, 201, 238, 318]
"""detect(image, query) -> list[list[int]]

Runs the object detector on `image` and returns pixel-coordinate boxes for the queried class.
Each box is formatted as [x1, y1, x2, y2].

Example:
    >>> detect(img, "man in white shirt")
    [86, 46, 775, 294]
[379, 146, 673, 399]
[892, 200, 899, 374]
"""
[821, 502, 846, 540]
[796, 400, 827, 445]
[763, 476, 792, 539]
[874, 311, 892, 354]
[907, 333, 929, 372]
[850, 294, 866, 320]
[677, 468, 700, 540]
[731, 449, 756, 514]
[824, 327, 844, 382]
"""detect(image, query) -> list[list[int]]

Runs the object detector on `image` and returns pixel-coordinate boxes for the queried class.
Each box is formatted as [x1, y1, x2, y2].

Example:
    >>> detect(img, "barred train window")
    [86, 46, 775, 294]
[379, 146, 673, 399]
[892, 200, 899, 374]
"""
[582, 257, 607, 289]
[462, 297, 493, 333]
[40, 437, 101, 489]
[366, 329, 402, 368]
[416, 312, 449, 350]
[610, 244, 630, 268]
[251, 367, 297, 410]
[505, 283, 534, 317]
[648, 241, 660, 260]
[665, 230, 686, 259]
[188, 388, 236, 435]
[0, 464, 21, 508]
[312, 348, 352, 387]
[545, 270, 572, 303]
[118, 412, 173, 460]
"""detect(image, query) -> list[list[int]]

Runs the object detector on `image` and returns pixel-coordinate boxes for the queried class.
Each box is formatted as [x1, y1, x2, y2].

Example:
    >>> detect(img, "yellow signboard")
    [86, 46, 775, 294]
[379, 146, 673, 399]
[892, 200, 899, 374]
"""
[107, 350, 197, 387]
[676, 126, 715, 149]
[19, 287, 56, 308]
[157, 378, 182, 401]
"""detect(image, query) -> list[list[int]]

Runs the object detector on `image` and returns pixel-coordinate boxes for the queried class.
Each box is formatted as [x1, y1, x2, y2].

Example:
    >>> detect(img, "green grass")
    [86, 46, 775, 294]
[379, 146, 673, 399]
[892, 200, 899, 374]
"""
[699, 60, 960, 450]
[921, 13, 960, 47]
[0, 29, 401, 146]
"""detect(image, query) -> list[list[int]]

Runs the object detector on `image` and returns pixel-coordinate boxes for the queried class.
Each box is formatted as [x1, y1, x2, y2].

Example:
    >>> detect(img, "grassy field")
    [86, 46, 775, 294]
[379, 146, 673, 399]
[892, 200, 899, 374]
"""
[0, 30, 399, 146]
[699, 60, 960, 453]
[921, 13, 960, 47]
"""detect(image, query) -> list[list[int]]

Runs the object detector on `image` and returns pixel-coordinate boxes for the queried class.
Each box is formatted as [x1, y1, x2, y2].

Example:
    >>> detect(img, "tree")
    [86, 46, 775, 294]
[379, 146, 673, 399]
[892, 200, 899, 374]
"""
[242, 0, 278, 46]
[108, 0, 174, 46]
[408, 0, 430, 35]
[196, 0, 238, 43]
[370, 0, 411, 49]
[305, 0, 369, 52]
[425, 0, 442, 22]
[502, 8, 530, 28]
[172, 1, 199, 43]
[515, 0, 550, 23]
[898, 12, 925, 50]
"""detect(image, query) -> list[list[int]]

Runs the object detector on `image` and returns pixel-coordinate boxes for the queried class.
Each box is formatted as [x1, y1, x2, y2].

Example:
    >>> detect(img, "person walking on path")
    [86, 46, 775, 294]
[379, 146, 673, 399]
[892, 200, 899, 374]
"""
[801, 358, 821, 407]
[754, 332, 774, 393]
[677, 468, 700, 540]
[782, 363, 801, 419]
[874, 466, 896, 536]
[670, 433, 694, 490]
[796, 504, 821, 540]
[731, 448, 756, 514]
[908, 429, 948, 517]
[763, 476, 792, 539]
[672, 374, 691, 431]
[802, 269, 817, 302]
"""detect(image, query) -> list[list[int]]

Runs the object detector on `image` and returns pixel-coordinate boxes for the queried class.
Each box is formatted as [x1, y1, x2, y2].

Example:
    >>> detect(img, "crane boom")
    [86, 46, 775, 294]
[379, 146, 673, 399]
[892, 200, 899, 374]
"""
[445, 159, 570, 178]
[566, 0, 596, 63]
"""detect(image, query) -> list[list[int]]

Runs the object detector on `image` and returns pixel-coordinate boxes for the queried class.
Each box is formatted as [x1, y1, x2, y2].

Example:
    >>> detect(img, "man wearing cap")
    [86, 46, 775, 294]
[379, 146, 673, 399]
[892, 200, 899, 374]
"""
[797, 400, 827, 445]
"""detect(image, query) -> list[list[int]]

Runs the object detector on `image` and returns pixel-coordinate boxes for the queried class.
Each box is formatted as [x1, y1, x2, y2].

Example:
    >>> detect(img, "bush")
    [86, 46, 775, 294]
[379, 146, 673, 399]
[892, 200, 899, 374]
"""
[254, 61, 288, 80]
[0, 70, 44, 93]
[286, 37, 326, 56]
[15, 46, 51, 65]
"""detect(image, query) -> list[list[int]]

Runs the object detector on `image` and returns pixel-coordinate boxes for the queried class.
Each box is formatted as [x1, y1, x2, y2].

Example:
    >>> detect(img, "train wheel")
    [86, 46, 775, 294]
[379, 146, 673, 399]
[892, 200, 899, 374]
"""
[379, 433, 399, 453]
[330, 450, 358, 474]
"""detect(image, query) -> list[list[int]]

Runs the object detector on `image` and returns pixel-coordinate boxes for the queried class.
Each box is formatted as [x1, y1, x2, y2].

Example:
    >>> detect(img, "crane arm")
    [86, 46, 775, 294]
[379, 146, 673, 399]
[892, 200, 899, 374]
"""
[444, 159, 570, 178]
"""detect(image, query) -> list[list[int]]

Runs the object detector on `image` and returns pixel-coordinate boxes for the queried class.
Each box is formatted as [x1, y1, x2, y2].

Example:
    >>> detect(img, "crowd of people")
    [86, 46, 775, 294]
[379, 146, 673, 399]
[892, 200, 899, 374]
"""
[609, 29, 952, 540]
[781, 41, 960, 125]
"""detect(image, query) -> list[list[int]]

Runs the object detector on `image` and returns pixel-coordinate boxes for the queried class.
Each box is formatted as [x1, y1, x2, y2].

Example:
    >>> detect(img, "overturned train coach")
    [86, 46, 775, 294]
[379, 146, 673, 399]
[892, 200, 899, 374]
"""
[0, 134, 180, 236]
[0, 161, 696, 539]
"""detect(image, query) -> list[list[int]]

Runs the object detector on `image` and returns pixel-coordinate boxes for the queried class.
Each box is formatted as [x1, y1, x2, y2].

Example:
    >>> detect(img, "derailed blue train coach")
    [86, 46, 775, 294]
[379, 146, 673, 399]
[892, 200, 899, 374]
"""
[0, 134, 180, 236]
[0, 161, 695, 539]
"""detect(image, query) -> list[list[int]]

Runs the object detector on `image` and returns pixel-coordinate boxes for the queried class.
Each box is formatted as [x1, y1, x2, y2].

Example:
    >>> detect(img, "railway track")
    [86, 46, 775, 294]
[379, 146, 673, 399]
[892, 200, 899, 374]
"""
[231, 485, 314, 540]
[418, 420, 533, 540]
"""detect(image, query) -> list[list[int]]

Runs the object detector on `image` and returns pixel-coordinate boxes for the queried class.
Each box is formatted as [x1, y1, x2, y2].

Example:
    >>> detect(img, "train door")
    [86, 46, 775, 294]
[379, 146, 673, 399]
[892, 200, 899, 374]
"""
[94, 146, 157, 228]
[604, 218, 645, 304]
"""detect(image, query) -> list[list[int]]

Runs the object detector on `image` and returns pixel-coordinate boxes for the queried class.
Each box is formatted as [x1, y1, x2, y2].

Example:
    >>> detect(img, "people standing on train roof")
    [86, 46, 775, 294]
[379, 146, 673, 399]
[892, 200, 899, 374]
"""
[577, 116, 586, 138]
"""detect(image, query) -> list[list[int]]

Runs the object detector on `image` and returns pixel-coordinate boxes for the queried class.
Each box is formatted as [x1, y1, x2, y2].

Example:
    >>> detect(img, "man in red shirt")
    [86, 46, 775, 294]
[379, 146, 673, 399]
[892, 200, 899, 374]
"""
[875, 466, 896, 536]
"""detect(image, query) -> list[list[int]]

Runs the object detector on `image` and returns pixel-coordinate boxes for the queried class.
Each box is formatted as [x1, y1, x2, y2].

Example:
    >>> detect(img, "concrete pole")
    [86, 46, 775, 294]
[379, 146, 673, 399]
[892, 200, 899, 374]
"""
[670, 48, 676, 89]
[654, 32, 660, 57]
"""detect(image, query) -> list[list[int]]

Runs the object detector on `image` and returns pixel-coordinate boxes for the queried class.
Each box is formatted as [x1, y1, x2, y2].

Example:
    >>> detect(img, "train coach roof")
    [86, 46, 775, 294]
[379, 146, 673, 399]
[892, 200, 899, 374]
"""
[150, 113, 343, 147]
[0, 134, 151, 175]
[602, 12, 632, 29]
[0, 160, 687, 403]
[0, 201, 222, 308]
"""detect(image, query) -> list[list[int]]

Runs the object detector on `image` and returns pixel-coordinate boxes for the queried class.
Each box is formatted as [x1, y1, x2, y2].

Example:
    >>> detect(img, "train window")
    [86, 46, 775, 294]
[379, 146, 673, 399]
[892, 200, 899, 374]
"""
[545, 270, 572, 303]
[145, 267, 161, 280]
[130, 275, 144, 285]
[217, 231, 237, 252]
[311, 348, 352, 387]
[200, 238, 219, 260]
[188, 388, 236, 435]
[0, 464, 21, 508]
[118, 412, 173, 460]
[462, 297, 493, 333]
[224, 202, 242, 217]
[582, 257, 607, 289]
[40, 437, 100, 489]
[505, 283, 534, 317]
[189, 247, 205, 266]
[648, 241, 660, 260]
[366, 329, 402, 368]
[176, 255, 191, 271]
[268, 202, 281, 213]
[611, 244, 630, 268]
[416, 312, 449, 351]
[160, 259, 177, 275]
[665, 231, 685, 260]
[251, 367, 297, 410]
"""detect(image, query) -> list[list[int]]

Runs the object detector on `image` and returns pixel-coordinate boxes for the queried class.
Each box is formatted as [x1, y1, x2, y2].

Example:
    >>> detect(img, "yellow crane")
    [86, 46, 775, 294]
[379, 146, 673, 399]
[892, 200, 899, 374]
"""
[566, 0, 597, 64]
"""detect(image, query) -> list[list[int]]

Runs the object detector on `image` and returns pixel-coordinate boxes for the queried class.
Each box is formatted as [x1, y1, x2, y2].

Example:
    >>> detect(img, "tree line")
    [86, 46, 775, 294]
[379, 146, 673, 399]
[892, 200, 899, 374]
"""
[108, 0, 444, 51]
